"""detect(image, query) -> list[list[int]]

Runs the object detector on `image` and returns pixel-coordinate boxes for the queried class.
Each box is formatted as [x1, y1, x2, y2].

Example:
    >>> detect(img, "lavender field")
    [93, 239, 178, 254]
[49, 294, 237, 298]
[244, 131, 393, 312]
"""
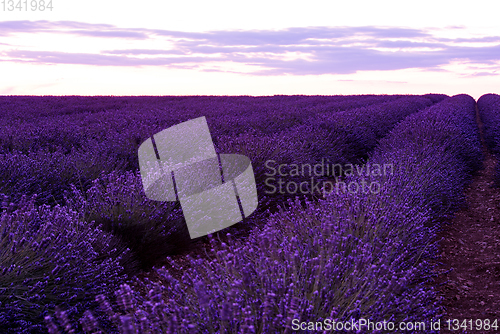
[0, 93, 496, 333]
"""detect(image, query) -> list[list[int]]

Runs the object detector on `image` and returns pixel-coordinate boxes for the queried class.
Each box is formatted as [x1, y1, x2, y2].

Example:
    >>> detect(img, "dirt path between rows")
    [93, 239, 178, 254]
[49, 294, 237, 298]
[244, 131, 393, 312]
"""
[433, 106, 500, 333]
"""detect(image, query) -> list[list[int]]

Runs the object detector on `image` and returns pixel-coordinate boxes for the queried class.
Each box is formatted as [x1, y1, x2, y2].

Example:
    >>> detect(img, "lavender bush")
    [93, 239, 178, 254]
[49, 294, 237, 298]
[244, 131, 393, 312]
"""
[372, 94, 482, 215]
[477, 93, 500, 186]
[0, 144, 131, 207]
[295, 95, 434, 166]
[64, 170, 190, 270]
[0, 195, 132, 333]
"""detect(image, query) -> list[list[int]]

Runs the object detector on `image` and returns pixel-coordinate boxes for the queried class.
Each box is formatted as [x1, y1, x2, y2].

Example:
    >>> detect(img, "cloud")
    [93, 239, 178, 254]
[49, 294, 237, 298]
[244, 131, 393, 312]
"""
[160, 26, 431, 47]
[2, 21, 500, 76]
[102, 49, 186, 55]
[464, 71, 499, 77]
[6, 50, 215, 66]
[0, 20, 147, 39]
[71, 30, 148, 39]
[436, 36, 500, 43]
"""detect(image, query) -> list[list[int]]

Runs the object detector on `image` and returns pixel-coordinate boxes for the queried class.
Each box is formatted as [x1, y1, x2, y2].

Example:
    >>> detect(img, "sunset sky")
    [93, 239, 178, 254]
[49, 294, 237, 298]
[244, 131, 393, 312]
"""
[1, 0, 500, 98]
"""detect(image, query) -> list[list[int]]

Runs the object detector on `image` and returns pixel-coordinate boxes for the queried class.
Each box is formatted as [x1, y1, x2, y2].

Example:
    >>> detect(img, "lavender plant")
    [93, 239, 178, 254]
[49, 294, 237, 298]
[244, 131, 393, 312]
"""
[64, 170, 190, 270]
[477, 93, 500, 186]
[0, 195, 131, 333]
[0, 144, 129, 207]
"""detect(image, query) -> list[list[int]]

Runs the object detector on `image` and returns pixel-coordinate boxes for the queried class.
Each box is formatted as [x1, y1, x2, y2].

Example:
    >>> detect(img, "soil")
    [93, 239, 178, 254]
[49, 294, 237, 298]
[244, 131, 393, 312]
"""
[433, 107, 500, 333]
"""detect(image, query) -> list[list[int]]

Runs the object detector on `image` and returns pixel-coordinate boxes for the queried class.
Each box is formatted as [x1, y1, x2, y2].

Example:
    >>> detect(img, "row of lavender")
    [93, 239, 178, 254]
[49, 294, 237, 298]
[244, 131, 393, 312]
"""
[477, 93, 500, 186]
[0, 94, 406, 153]
[0, 94, 446, 333]
[45, 94, 481, 333]
[1, 94, 435, 274]
[218, 95, 437, 212]
[60, 94, 437, 271]
[0, 94, 408, 208]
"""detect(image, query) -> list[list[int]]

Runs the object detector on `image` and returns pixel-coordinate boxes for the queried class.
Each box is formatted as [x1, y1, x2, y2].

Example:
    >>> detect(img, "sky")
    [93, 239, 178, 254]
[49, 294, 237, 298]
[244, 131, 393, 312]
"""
[1, 0, 500, 98]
